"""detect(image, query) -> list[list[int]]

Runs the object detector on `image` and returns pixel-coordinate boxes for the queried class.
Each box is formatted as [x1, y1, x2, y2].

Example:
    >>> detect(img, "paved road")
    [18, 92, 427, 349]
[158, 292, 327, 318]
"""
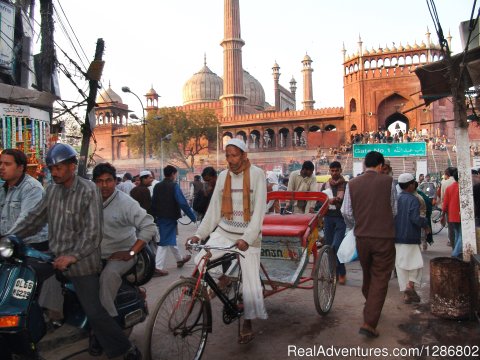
[41, 224, 480, 360]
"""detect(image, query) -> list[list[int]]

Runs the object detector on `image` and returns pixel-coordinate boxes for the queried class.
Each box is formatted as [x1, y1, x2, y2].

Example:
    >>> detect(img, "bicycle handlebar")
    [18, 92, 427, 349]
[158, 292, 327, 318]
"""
[186, 240, 245, 257]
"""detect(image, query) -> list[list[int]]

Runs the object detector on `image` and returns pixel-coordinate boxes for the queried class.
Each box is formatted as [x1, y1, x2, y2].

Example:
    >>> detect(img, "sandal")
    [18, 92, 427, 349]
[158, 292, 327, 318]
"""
[238, 331, 255, 344]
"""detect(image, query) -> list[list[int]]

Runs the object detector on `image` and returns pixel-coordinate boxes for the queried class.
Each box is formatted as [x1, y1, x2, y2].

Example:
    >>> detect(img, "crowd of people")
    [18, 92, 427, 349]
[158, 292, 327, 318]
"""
[0, 137, 472, 355]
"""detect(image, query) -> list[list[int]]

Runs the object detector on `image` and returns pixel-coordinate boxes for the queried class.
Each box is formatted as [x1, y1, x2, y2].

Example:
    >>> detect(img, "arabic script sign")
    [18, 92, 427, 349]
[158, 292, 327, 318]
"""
[353, 142, 427, 158]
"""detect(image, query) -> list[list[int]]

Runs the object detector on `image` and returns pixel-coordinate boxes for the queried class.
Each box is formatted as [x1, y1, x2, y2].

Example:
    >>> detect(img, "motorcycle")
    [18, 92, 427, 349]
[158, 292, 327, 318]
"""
[0, 235, 155, 359]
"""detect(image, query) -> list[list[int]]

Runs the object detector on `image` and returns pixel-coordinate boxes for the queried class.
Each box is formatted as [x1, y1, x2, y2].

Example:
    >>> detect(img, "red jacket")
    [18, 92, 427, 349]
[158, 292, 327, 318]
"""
[442, 181, 460, 222]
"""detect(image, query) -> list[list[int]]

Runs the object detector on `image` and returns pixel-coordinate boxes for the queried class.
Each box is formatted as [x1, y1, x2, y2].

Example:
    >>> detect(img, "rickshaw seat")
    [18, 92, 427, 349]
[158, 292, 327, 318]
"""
[263, 214, 315, 227]
[262, 224, 307, 238]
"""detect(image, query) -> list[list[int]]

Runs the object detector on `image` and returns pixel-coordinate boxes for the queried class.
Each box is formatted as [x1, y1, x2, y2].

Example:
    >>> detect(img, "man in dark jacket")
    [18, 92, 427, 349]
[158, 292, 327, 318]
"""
[151, 165, 196, 276]
[341, 151, 397, 338]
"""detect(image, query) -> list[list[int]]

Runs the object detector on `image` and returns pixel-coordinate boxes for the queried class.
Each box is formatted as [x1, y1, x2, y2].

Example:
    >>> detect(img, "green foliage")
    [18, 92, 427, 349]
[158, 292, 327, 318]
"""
[126, 107, 219, 170]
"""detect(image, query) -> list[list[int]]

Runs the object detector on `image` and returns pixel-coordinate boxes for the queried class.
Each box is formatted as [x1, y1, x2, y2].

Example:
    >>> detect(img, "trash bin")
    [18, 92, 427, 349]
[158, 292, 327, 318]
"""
[430, 257, 472, 320]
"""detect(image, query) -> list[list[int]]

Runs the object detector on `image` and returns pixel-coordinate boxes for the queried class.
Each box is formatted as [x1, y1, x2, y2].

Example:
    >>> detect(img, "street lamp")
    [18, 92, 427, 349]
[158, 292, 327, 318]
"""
[122, 86, 146, 169]
[160, 133, 172, 179]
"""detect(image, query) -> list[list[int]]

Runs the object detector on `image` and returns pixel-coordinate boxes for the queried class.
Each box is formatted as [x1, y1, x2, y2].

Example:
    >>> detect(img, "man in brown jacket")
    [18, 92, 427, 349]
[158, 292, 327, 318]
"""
[341, 151, 397, 338]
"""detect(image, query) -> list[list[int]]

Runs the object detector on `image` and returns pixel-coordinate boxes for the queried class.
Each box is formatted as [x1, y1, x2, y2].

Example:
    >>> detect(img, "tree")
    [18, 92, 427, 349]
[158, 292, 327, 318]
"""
[127, 107, 219, 171]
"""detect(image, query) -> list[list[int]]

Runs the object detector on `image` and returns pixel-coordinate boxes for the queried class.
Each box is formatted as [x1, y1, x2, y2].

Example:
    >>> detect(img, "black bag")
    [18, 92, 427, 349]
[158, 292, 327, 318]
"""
[193, 189, 210, 214]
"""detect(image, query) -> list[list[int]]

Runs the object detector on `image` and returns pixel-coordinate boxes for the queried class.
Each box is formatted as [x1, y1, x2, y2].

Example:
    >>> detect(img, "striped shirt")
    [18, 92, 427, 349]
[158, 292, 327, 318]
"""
[10, 175, 103, 277]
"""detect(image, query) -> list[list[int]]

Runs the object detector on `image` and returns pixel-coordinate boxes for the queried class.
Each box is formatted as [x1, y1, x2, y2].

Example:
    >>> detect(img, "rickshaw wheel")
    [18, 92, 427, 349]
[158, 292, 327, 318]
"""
[313, 245, 337, 315]
[146, 278, 210, 360]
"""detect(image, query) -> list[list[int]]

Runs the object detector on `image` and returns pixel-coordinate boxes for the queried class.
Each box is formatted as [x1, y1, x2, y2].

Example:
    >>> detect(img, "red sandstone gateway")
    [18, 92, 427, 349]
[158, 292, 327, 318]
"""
[146, 191, 337, 360]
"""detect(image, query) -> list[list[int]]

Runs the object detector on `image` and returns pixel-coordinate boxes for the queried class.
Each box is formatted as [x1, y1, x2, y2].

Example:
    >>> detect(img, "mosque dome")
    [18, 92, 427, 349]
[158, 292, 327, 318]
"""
[182, 62, 265, 111]
[182, 63, 223, 105]
[243, 70, 265, 111]
[96, 84, 123, 104]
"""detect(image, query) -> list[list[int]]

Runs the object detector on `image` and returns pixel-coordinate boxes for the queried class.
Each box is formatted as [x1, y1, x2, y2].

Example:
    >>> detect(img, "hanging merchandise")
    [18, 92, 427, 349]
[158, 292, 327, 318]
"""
[18, 117, 22, 142]
[35, 120, 40, 157]
[31, 118, 35, 151]
[2, 117, 6, 149]
[11, 116, 16, 149]
[6, 117, 10, 150]
[39, 121, 44, 155]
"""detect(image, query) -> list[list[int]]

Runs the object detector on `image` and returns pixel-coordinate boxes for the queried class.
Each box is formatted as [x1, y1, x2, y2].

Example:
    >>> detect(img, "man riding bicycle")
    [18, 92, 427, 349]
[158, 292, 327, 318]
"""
[187, 138, 267, 344]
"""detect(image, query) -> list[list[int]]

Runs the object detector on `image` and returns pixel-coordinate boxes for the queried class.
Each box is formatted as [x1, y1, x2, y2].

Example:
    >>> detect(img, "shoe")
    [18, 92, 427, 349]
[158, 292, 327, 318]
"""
[359, 324, 379, 338]
[403, 288, 420, 304]
[124, 345, 142, 360]
[177, 254, 191, 268]
[338, 275, 346, 285]
[88, 333, 103, 356]
[153, 269, 169, 277]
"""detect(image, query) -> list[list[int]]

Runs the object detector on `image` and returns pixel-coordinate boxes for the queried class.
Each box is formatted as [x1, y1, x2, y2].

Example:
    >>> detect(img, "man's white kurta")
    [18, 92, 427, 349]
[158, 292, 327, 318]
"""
[195, 165, 267, 320]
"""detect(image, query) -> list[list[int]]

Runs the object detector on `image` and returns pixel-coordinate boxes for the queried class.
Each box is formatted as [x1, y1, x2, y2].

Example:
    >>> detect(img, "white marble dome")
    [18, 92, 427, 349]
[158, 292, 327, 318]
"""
[96, 85, 123, 104]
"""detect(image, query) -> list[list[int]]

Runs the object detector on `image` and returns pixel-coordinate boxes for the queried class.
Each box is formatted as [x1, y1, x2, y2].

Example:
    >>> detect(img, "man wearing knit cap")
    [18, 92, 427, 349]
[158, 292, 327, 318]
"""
[187, 138, 267, 344]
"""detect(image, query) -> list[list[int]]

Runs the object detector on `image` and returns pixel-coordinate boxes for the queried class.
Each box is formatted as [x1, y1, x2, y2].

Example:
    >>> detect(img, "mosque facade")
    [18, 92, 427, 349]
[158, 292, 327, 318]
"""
[93, 0, 463, 174]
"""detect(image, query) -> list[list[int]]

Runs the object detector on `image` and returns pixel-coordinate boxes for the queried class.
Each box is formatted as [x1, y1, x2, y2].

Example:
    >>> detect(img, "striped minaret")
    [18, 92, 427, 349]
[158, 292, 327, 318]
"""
[220, 0, 247, 117]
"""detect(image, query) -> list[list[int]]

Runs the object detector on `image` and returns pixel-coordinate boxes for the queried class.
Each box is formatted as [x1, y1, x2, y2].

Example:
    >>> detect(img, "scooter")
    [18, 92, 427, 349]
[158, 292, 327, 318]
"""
[0, 235, 155, 359]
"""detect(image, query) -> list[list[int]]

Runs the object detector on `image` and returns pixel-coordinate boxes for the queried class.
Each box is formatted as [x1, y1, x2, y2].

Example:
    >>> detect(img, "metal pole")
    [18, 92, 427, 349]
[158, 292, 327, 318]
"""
[216, 124, 219, 170]
[122, 88, 146, 169]
[161, 138, 164, 180]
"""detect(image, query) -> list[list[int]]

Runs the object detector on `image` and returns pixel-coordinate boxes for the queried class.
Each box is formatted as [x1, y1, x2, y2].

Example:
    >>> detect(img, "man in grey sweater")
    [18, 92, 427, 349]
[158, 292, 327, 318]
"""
[93, 163, 158, 320]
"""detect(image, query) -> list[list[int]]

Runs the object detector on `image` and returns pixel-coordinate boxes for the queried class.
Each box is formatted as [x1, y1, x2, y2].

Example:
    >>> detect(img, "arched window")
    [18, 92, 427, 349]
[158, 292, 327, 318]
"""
[354, 63, 359, 72]
[391, 57, 398, 67]
[405, 56, 412, 65]
[398, 56, 405, 66]
[364, 60, 370, 69]
[350, 99, 357, 113]
[384, 58, 391, 67]
[345, 66, 349, 75]
[420, 54, 427, 63]
[412, 54, 420, 64]
[377, 59, 384, 68]
[371, 59, 377, 68]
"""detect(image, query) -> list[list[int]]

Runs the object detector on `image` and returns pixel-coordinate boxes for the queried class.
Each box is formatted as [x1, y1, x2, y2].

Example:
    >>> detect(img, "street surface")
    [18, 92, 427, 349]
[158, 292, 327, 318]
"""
[41, 223, 480, 360]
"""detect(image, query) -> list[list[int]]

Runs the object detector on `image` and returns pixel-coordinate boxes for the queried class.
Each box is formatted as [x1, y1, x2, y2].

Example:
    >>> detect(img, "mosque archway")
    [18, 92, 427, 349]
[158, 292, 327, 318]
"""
[385, 113, 409, 135]
[309, 125, 321, 132]
[235, 131, 247, 143]
[324, 125, 337, 132]
[263, 128, 275, 148]
[249, 130, 260, 149]
[293, 127, 306, 147]
[279, 128, 289, 148]
[222, 132, 233, 150]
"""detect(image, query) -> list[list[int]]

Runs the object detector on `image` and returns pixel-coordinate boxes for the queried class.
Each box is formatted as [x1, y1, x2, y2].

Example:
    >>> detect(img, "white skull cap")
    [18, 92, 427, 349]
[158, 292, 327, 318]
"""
[226, 138, 247, 152]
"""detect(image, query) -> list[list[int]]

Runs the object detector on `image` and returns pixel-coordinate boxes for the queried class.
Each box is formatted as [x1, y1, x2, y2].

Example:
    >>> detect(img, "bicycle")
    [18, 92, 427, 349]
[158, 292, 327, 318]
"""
[431, 205, 445, 235]
[146, 241, 244, 360]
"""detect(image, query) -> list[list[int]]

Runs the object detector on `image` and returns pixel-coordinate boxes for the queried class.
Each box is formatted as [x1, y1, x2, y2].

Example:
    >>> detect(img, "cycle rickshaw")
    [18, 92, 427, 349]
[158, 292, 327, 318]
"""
[146, 191, 336, 360]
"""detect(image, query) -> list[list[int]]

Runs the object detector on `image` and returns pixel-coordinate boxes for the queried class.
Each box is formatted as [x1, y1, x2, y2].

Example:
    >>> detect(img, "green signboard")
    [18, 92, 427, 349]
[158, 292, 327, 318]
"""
[353, 142, 427, 158]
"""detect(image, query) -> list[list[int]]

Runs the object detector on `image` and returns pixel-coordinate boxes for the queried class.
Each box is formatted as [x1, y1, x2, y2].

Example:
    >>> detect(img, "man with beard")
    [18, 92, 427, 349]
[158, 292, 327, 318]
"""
[187, 138, 267, 344]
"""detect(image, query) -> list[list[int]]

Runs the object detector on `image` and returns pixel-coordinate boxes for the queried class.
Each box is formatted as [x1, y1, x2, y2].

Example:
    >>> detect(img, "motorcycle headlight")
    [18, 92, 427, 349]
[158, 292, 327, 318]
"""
[0, 237, 14, 258]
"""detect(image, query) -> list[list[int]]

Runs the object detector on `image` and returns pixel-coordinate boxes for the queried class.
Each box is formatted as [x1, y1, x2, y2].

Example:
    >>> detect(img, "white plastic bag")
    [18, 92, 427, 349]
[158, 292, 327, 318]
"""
[337, 227, 358, 263]
[321, 188, 336, 210]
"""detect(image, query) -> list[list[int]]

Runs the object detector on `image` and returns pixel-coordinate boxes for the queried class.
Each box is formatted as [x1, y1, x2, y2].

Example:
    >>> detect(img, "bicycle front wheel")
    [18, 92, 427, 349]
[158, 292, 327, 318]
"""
[313, 245, 337, 315]
[146, 278, 211, 360]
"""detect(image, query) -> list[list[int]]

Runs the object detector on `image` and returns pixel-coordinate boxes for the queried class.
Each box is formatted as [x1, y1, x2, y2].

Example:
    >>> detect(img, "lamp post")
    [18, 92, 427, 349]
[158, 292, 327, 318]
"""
[122, 86, 146, 169]
[160, 133, 172, 179]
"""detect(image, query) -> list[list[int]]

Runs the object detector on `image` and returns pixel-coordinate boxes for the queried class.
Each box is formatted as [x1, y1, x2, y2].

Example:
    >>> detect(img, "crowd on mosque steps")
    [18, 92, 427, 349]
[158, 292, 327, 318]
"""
[1, 138, 477, 356]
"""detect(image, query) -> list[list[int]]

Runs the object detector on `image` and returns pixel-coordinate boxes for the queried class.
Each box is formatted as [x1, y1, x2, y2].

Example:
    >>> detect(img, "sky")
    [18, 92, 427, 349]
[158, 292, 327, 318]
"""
[45, 0, 476, 119]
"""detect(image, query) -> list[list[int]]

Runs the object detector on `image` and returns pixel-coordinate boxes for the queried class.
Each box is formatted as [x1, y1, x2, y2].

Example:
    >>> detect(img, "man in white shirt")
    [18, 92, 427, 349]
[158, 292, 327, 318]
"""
[187, 138, 267, 345]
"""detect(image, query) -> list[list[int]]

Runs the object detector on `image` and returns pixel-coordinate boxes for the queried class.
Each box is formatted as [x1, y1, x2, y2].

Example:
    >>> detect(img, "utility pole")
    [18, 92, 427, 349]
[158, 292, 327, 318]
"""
[40, 0, 54, 93]
[443, 38, 477, 261]
[78, 39, 105, 178]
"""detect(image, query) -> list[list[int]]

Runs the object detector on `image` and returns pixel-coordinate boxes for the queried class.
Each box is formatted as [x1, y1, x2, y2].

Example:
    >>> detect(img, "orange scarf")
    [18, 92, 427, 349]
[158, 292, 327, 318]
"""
[221, 159, 251, 222]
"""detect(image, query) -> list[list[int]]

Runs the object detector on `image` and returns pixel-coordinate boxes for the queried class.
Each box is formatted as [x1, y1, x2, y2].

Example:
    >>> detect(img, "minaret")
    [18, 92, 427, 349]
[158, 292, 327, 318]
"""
[301, 53, 315, 110]
[289, 76, 297, 110]
[272, 61, 281, 111]
[447, 29, 452, 52]
[220, 0, 247, 117]
[145, 84, 159, 112]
